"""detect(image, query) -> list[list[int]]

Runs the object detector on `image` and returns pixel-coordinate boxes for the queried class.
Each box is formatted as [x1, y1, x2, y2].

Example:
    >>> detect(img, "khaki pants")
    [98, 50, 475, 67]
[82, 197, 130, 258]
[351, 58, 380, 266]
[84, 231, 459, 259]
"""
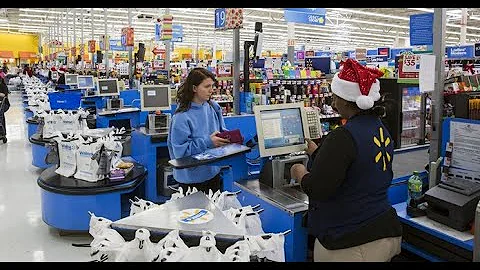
[314, 236, 402, 262]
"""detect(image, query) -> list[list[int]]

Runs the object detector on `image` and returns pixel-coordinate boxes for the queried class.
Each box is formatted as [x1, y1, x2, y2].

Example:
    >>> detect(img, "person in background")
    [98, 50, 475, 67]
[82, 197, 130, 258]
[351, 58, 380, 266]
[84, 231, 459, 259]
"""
[2, 62, 8, 74]
[167, 67, 229, 193]
[0, 74, 10, 141]
[290, 59, 402, 262]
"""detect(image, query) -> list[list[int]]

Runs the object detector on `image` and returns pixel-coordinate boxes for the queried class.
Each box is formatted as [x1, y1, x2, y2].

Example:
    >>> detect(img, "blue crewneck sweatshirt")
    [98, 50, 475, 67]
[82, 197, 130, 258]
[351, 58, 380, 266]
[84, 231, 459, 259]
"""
[167, 101, 227, 184]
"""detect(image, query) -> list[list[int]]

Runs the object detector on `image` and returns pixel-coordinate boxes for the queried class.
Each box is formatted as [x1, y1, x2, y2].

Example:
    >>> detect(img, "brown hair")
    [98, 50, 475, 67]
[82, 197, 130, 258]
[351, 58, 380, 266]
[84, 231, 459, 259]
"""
[175, 67, 216, 113]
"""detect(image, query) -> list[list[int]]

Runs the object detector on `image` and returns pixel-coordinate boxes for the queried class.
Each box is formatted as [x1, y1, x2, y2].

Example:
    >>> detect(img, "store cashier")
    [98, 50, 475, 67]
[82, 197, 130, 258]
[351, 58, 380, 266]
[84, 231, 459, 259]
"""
[291, 59, 402, 262]
[167, 68, 229, 193]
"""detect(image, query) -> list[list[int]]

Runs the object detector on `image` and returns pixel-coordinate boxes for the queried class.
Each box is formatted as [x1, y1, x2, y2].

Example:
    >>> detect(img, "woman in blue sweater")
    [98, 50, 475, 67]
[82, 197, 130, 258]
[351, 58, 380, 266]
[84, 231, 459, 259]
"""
[167, 68, 230, 193]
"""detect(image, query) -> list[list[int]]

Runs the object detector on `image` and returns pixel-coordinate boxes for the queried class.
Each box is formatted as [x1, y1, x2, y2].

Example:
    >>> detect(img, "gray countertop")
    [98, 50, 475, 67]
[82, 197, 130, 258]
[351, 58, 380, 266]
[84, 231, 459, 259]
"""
[111, 192, 244, 240]
[235, 180, 308, 215]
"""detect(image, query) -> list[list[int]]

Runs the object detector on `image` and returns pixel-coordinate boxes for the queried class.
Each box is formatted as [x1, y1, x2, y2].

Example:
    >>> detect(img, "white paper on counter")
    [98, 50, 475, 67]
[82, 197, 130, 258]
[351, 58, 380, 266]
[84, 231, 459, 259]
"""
[409, 216, 474, 241]
[419, 54, 436, 93]
[450, 121, 480, 172]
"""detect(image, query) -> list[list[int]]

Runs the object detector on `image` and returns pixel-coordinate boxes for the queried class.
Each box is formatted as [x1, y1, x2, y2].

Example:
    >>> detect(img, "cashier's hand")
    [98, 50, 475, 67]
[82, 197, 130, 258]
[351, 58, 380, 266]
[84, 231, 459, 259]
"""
[290, 164, 308, 183]
[305, 138, 318, 156]
[210, 131, 230, 147]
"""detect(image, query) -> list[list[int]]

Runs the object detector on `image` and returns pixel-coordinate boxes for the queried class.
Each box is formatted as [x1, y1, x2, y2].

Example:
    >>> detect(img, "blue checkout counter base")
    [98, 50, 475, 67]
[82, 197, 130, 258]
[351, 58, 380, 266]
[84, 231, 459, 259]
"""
[37, 164, 147, 231]
[29, 134, 54, 169]
[26, 117, 39, 139]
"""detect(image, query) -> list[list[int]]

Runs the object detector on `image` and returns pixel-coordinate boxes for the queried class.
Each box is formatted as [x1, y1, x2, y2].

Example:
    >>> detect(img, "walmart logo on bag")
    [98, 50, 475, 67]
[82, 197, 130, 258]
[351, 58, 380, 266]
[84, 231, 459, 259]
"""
[79, 151, 93, 157]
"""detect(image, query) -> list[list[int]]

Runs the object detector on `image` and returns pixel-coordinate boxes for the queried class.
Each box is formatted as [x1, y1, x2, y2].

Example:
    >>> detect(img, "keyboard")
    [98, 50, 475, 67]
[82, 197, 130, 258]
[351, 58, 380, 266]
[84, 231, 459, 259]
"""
[439, 177, 480, 196]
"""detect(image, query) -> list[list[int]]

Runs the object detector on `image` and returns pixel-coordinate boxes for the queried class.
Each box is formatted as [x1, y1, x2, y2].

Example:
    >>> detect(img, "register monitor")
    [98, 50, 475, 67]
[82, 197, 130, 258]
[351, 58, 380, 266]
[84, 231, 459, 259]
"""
[254, 103, 309, 189]
[77, 75, 95, 89]
[65, 74, 79, 87]
[254, 102, 309, 158]
[96, 78, 119, 97]
[140, 84, 171, 130]
[51, 71, 59, 81]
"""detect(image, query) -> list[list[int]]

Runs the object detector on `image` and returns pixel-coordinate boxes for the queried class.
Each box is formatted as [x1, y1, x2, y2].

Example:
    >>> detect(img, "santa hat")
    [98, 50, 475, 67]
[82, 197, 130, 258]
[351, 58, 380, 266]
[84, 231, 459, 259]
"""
[331, 59, 384, 110]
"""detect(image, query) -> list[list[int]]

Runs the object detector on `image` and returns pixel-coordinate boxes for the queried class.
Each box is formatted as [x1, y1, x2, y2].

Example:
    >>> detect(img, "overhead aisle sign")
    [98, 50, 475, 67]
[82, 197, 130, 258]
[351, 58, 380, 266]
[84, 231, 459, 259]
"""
[284, 8, 326, 26]
[410, 13, 433, 46]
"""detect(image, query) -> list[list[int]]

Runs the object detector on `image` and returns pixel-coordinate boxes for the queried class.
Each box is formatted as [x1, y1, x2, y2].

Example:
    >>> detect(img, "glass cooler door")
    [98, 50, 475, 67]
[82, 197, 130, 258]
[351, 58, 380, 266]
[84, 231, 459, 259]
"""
[401, 86, 422, 148]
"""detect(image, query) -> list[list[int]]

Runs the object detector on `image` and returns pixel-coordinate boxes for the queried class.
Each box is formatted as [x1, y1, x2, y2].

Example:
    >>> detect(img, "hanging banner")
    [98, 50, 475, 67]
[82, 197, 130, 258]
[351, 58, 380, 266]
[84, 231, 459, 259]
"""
[410, 13, 434, 46]
[121, 27, 134, 47]
[172, 25, 183, 42]
[71, 47, 76, 56]
[390, 48, 413, 59]
[99, 35, 109, 51]
[88, 40, 96, 53]
[161, 14, 173, 40]
[79, 44, 85, 55]
[284, 8, 326, 26]
[398, 53, 420, 84]
[226, 8, 243, 29]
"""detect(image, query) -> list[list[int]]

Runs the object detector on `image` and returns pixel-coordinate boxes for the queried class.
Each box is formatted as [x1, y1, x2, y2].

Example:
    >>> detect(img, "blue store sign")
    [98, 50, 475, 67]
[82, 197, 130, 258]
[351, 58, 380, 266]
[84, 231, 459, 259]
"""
[366, 55, 388, 63]
[446, 45, 474, 59]
[390, 48, 413, 59]
[156, 24, 184, 42]
[284, 8, 326, 26]
[215, 8, 226, 29]
[315, 51, 331, 58]
[109, 39, 126, 51]
[410, 13, 433, 46]
[367, 49, 378, 56]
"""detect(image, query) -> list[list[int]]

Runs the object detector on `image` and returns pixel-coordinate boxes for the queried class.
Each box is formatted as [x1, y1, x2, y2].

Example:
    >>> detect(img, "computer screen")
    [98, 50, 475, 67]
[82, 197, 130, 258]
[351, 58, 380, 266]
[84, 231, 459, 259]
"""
[65, 74, 79, 86]
[96, 78, 119, 97]
[254, 103, 309, 157]
[51, 71, 58, 81]
[77, 75, 95, 89]
[140, 84, 171, 111]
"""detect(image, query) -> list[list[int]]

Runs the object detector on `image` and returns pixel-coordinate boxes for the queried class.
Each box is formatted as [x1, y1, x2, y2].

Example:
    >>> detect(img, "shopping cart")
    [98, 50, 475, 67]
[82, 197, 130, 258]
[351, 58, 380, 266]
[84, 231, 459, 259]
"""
[0, 96, 7, 143]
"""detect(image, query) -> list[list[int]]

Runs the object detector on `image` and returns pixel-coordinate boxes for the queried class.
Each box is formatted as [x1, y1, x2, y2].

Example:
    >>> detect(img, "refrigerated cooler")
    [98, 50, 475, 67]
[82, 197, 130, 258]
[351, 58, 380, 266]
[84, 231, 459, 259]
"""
[379, 78, 429, 150]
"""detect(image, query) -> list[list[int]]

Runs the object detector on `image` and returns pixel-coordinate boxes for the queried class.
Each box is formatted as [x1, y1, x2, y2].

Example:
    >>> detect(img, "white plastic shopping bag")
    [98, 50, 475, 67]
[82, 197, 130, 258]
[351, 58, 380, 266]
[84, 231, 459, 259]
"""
[54, 132, 78, 177]
[74, 137, 104, 182]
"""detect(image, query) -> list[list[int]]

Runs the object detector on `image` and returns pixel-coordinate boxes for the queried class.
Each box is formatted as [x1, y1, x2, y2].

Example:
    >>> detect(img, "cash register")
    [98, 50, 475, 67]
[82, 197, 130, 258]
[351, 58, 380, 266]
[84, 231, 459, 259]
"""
[77, 75, 95, 96]
[65, 74, 79, 90]
[140, 84, 171, 132]
[253, 103, 310, 190]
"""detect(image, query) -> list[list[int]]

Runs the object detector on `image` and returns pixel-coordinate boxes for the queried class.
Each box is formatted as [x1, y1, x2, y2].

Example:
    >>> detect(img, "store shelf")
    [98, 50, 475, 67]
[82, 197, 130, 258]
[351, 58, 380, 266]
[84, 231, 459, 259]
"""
[244, 77, 327, 83]
[319, 114, 341, 119]
[402, 109, 421, 112]
[215, 100, 234, 104]
[402, 126, 419, 131]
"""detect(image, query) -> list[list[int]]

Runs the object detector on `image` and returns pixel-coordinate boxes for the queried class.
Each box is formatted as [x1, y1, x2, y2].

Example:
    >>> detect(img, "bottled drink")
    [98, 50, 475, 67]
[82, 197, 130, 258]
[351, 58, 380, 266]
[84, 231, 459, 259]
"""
[407, 171, 423, 207]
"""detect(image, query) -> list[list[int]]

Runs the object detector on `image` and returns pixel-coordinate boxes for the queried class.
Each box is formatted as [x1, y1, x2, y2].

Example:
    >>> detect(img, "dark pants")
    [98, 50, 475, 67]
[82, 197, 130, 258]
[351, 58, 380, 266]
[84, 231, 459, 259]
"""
[178, 174, 222, 194]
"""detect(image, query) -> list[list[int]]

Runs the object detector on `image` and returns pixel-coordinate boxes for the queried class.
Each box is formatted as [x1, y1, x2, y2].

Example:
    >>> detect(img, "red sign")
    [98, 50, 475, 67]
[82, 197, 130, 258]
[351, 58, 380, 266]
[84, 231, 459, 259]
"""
[88, 40, 96, 53]
[152, 47, 166, 55]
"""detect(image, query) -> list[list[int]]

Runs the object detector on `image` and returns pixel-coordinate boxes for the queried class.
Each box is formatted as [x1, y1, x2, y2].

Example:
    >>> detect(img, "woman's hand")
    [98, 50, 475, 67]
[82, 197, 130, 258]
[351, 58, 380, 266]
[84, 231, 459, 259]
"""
[290, 164, 308, 183]
[210, 131, 230, 147]
[305, 138, 318, 156]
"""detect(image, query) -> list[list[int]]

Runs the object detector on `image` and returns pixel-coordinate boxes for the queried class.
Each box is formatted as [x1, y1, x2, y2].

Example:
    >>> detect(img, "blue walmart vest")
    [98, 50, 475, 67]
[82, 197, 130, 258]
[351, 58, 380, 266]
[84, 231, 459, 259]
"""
[308, 114, 395, 240]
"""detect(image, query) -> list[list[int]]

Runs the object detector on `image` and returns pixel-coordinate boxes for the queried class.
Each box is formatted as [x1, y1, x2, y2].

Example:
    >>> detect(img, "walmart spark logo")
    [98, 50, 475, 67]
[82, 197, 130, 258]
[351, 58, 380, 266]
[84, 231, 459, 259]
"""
[373, 127, 391, 171]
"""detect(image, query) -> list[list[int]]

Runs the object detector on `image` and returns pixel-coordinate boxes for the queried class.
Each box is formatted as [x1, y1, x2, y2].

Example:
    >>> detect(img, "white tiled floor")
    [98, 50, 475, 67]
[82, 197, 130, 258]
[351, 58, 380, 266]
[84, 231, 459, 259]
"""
[0, 92, 91, 262]
[0, 91, 430, 262]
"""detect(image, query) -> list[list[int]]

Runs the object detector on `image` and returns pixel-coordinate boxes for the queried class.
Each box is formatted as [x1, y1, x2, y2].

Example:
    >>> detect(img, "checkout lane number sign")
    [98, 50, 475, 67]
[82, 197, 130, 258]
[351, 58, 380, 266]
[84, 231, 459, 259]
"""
[178, 208, 214, 224]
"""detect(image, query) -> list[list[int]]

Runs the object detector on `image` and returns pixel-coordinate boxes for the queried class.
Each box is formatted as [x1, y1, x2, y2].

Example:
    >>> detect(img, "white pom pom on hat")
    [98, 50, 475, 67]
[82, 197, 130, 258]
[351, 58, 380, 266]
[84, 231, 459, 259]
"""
[356, 95, 374, 110]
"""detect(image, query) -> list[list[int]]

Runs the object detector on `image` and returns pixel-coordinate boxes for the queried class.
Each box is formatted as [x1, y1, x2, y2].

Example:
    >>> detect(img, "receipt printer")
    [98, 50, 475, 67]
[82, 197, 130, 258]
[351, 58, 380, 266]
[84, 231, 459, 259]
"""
[425, 181, 480, 231]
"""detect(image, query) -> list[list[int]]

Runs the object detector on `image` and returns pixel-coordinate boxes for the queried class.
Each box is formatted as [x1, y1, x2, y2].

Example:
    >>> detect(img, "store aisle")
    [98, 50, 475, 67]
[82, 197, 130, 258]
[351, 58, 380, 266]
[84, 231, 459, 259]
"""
[0, 92, 91, 262]
[0, 92, 431, 262]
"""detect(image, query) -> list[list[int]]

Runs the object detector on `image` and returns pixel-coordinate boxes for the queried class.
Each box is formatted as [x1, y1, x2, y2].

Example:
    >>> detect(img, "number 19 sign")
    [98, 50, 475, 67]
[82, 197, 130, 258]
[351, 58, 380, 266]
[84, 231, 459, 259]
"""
[215, 8, 226, 29]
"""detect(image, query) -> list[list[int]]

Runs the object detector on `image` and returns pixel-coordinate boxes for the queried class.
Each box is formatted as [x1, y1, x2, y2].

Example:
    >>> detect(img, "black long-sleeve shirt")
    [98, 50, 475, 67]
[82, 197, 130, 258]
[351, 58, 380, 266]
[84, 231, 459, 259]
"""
[301, 127, 402, 250]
